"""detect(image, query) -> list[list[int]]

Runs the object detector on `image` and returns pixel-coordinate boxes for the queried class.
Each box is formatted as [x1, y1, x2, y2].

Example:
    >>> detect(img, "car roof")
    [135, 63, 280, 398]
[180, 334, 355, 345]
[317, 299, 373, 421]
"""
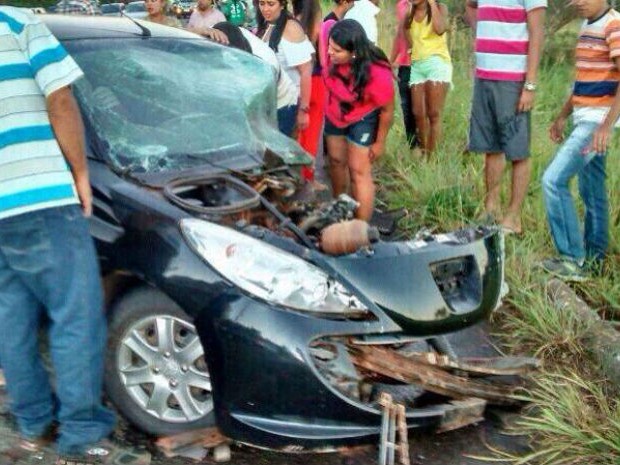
[41, 14, 201, 40]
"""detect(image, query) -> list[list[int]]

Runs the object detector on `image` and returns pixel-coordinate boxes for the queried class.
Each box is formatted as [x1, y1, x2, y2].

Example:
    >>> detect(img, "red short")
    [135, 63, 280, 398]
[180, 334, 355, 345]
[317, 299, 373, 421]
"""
[298, 75, 326, 181]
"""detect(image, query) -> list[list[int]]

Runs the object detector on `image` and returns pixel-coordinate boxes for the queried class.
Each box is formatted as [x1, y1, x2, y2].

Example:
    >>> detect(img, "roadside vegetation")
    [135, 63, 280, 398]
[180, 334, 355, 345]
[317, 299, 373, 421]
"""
[374, 3, 620, 464]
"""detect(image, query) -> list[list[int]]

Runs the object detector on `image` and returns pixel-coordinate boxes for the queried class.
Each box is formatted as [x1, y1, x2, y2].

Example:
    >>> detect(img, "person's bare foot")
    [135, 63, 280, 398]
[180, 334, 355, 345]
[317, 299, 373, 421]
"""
[500, 213, 522, 235]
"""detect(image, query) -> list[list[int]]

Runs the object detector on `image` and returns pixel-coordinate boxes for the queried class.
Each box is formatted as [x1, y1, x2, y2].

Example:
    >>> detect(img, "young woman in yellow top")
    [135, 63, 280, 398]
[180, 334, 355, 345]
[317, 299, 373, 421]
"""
[400, 0, 451, 155]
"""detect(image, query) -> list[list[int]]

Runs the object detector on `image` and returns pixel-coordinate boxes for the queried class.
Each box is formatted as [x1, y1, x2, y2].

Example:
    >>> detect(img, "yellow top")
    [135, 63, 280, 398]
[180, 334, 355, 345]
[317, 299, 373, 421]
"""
[410, 16, 451, 63]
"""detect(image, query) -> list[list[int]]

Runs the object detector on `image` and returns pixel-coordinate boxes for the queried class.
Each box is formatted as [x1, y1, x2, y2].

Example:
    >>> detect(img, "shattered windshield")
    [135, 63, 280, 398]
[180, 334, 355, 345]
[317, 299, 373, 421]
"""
[64, 37, 309, 174]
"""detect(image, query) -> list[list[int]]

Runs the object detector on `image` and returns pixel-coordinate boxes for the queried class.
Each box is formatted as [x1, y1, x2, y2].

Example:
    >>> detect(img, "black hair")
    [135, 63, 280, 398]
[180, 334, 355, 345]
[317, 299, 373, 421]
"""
[256, 0, 292, 52]
[212, 21, 252, 53]
[328, 19, 391, 113]
[291, 0, 320, 37]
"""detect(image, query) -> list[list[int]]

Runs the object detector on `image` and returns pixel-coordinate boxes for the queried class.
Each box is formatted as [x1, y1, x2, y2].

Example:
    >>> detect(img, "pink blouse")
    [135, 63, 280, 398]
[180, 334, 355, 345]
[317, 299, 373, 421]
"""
[320, 20, 394, 128]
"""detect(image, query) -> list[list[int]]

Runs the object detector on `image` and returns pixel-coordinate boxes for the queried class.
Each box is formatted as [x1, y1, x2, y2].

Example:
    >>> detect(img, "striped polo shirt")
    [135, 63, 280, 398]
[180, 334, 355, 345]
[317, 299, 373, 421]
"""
[573, 9, 620, 110]
[474, 0, 547, 81]
[0, 7, 83, 221]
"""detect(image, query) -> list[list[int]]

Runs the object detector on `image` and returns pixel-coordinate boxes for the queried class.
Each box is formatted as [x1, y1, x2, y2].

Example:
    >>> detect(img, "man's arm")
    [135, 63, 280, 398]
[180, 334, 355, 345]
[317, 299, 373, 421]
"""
[47, 86, 92, 216]
[592, 55, 620, 153]
[549, 96, 573, 144]
[518, 7, 545, 112]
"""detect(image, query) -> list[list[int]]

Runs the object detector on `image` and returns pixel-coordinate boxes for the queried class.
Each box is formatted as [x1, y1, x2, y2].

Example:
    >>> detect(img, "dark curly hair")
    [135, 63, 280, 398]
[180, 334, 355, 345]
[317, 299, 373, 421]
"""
[328, 19, 391, 113]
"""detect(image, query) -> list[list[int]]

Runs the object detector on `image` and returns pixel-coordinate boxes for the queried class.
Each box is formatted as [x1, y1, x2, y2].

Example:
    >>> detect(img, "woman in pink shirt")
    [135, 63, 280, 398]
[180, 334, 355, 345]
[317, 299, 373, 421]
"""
[321, 19, 394, 220]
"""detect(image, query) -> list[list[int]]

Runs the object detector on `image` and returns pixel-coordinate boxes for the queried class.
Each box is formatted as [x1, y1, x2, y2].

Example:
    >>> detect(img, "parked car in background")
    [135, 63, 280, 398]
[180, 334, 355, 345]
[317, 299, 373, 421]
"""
[124, 0, 147, 18]
[170, 0, 195, 18]
[101, 2, 125, 15]
[43, 15, 506, 451]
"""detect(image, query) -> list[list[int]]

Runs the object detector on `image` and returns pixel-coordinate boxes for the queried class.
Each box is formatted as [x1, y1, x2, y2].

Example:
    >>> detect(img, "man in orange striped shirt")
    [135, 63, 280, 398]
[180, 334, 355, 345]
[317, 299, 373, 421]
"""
[541, 0, 620, 281]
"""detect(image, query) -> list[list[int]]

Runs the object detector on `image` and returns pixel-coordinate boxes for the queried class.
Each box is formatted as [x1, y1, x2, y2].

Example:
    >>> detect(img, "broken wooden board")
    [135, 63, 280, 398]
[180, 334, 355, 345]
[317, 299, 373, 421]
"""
[437, 398, 486, 433]
[155, 427, 230, 458]
[399, 352, 540, 376]
[348, 345, 523, 405]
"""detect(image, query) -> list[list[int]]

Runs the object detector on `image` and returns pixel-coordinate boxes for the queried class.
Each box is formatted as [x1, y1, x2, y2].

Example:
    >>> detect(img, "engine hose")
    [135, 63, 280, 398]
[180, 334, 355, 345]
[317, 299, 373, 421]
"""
[257, 195, 315, 249]
[163, 174, 260, 215]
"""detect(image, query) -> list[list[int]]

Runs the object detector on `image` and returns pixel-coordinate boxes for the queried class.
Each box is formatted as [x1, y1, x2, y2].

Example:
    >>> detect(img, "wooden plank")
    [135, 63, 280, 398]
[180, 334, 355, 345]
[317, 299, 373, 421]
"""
[437, 398, 486, 433]
[401, 352, 540, 376]
[155, 427, 229, 457]
[0, 370, 5, 388]
[348, 345, 522, 405]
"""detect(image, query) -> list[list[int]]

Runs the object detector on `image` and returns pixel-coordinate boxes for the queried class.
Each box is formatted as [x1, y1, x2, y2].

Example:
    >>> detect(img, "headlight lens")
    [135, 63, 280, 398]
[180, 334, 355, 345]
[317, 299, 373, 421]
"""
[180, 219, 368, 315]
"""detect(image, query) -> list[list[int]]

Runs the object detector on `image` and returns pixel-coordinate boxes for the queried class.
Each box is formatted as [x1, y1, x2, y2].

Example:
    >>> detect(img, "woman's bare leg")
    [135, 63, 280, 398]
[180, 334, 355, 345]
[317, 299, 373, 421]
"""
[424, 81, 449, 153]
[326, 135, 349, 196]
[347, 142, 375, 221]
[411, 83, 428, 152]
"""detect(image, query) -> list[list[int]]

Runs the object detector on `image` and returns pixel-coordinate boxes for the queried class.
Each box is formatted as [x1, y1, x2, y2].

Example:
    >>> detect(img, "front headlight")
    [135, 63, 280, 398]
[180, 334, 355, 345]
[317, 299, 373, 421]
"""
[180, 219, 368, 316]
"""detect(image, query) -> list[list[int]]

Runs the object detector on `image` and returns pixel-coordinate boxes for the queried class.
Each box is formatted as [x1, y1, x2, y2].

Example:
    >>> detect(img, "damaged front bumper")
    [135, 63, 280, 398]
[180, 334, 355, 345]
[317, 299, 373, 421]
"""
[193, 227, 508, 449]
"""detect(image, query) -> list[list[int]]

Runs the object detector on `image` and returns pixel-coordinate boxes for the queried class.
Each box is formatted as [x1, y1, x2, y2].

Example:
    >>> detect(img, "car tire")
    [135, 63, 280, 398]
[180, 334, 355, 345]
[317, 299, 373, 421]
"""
[105, 286, 216, 436]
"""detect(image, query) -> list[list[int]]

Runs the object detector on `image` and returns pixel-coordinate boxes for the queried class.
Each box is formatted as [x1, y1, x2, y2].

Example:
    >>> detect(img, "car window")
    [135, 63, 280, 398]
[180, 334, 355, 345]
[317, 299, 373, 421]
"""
[125, 2, 145, 11]
[101, 3, 121, 12]
[64, 38, 307, 174]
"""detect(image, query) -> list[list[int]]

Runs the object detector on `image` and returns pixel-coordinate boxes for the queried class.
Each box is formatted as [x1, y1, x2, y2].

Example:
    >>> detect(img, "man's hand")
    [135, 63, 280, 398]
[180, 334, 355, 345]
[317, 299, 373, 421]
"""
[591, 123, 612, 154]
[549, 116, 566, 143]
[517, 89, 535, 113]
[74, 172, 93, 217]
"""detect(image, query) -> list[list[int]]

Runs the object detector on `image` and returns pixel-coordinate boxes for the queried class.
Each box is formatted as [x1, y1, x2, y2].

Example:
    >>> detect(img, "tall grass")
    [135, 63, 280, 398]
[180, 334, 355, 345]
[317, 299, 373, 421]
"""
[372, 2, 620, 463]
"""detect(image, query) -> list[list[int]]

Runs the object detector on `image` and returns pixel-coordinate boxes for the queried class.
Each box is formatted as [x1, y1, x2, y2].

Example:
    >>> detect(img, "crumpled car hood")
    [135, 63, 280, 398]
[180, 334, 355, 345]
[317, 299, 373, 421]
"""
[324, 228, 504, 335]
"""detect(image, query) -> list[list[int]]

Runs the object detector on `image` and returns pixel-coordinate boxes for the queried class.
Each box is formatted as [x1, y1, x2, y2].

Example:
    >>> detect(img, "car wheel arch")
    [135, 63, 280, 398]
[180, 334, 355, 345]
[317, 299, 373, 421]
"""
[104, 283, 216, 436]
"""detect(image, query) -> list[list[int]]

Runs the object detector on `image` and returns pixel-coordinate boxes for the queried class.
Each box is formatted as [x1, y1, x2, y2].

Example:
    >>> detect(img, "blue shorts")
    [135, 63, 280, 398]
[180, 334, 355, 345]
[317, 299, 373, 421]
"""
[324, 110, 379, 147]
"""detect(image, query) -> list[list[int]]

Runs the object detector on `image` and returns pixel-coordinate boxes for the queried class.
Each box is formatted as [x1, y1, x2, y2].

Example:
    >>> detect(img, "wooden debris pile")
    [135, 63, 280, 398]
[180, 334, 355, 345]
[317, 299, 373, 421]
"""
[155, 426, 231, 463]
[348, 344, 539, 406]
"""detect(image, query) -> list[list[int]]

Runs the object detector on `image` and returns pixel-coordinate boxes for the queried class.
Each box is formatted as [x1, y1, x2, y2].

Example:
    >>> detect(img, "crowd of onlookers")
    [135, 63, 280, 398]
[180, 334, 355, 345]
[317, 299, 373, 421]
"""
[32, 0, 620, 280]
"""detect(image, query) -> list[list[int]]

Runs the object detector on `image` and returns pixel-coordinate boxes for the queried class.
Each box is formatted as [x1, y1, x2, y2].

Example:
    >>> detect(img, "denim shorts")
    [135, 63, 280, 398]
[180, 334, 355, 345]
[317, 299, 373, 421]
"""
[409, 55, 453, 86]
[468, 78, 531, 160]
[324, 110, 379, 147]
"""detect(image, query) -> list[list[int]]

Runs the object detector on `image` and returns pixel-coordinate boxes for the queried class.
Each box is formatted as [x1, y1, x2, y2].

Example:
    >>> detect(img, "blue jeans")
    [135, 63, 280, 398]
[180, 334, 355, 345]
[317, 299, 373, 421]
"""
[277, 104, 298, 137]
[542, 121, 609, 263]
[0, 205, 115, 455]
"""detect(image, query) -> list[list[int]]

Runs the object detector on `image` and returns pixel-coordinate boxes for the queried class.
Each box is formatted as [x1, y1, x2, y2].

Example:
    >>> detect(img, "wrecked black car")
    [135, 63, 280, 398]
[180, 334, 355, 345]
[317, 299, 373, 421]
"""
[45, 16, 505, 450]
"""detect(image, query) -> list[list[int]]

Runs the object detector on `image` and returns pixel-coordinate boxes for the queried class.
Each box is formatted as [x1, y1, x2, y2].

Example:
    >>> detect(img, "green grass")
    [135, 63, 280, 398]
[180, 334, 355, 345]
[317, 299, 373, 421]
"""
[373, 2, 620, 464]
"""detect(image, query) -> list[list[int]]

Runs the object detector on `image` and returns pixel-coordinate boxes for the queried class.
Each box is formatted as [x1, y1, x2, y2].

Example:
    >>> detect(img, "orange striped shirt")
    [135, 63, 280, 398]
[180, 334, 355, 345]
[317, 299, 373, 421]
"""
[572, 9, 620, 108]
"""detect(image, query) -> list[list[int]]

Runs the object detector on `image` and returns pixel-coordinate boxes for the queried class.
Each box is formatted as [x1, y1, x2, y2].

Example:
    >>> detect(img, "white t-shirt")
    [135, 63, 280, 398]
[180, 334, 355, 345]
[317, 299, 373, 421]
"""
[241, 28, 299, 108]
[344, 0, 380, 44]
[274, 37, 314, 91]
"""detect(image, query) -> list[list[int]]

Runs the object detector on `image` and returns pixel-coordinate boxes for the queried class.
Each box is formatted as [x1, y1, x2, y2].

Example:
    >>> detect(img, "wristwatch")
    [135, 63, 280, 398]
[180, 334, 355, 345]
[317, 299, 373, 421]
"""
[524, 81, 537, 92]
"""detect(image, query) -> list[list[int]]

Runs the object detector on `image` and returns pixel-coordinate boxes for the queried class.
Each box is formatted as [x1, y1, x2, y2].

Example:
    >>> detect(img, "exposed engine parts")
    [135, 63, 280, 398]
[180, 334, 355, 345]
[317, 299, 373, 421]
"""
[164, 173, 381, 255]
[320, 219, 380, 256]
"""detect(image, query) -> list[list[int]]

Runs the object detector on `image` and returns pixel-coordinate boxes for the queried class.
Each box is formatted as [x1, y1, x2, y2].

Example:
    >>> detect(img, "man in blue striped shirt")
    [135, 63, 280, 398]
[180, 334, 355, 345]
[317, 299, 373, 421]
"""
[0, 7, 149, 465]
